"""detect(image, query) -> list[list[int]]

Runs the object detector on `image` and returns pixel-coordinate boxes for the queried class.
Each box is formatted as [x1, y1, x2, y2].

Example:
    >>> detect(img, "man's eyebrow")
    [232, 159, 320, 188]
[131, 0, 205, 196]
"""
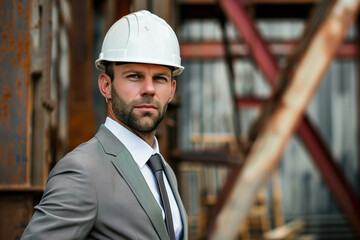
[121, 70, 143, 76]
[155, 72, 171, 77]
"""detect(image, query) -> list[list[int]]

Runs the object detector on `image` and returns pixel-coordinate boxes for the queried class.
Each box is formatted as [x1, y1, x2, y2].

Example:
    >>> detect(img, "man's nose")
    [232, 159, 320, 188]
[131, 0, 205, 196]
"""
[140, 76, 155, 96]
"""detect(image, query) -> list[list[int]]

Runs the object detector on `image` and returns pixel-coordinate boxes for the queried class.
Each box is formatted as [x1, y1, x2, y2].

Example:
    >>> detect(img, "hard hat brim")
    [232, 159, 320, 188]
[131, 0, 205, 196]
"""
[95, 58, 184, 76]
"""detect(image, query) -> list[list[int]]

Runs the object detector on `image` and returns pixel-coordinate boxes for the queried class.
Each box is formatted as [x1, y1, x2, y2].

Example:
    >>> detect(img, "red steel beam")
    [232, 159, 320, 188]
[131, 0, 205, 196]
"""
[298, 115, 360, 230]
[181, 41, 358, 59]
[220, 0, 278, 82]
[236, 96, 266, 107]
[218, 0, 360, 234]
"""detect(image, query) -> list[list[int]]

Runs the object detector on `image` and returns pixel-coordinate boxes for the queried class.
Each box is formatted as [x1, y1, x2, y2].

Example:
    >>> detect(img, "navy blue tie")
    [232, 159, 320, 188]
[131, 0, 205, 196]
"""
[147, 154, 176, 240]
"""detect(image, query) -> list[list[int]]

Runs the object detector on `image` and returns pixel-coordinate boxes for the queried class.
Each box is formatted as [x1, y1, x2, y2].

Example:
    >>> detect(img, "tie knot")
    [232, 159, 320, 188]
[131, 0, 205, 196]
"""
[147, 153, 164, 173]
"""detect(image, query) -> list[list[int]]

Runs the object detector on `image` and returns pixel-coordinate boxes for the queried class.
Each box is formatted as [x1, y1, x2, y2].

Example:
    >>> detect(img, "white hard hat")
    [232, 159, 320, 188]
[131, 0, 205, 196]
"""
[95, 10, 184, 76]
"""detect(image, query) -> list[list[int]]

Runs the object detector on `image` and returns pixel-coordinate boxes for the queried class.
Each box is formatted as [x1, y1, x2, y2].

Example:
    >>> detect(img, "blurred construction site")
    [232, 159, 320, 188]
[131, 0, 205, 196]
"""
[1, 0, 359, 239]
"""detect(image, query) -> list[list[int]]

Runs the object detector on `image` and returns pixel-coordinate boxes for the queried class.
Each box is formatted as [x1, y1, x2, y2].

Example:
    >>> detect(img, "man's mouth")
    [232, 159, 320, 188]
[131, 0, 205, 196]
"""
[134, 104, 157, 111]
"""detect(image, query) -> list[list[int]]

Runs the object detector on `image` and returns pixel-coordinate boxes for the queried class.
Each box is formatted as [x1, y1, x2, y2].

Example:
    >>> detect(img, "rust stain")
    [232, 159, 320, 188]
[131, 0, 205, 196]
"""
[20, 30, 31, 80]
[0, 95, 2, 123]
[5, 140, 14, 166]
[16, 90, 23, 105]
[0, 1, 4, 16]
[0, 27, 8, 52]
[0, 84, 12, 121]
[16, 125, 22, 137]
[9, 16, 15, 53]
[0, 137, 27, 184]
[0, 136, 2, 162]
[1, 0, 32, 108]
[11, 57, 17, 68]
[15, 0, 24, 16]
[23, 0, 31, 19]
[16, 32, 25, 68]
[16, 79, 21, 89]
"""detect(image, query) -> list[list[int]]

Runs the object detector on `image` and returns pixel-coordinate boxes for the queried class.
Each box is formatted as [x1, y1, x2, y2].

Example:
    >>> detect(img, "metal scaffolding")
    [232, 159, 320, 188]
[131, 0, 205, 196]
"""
[1, 0, 360, 239]
[177, 0, 360, 239]
[210, 0, 360, 239]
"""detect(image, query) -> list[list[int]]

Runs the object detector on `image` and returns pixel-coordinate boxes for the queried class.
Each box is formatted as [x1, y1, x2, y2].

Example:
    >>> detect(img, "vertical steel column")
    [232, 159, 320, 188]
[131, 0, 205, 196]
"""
[0, 0, 53, 238]
[0, 0, 32, 187]
[68, 0, 95, 151]
[219, 14, 243, 152]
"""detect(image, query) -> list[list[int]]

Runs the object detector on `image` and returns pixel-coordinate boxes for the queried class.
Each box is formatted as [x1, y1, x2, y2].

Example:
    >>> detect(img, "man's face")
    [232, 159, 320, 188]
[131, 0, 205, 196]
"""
[110, 63, 176, 134]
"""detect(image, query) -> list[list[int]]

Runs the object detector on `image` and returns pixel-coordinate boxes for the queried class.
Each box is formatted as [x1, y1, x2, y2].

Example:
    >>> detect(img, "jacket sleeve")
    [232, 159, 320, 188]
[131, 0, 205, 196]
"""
[21, 155, 97, 240]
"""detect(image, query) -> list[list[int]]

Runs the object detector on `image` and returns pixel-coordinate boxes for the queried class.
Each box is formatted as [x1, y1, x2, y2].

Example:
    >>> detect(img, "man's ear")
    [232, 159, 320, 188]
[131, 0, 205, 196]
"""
[98, 73, 112, 100]
[169, 79, 177, 102]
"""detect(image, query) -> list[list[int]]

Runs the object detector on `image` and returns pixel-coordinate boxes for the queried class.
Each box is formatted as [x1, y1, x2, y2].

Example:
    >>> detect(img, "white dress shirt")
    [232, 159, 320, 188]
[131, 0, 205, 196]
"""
[104, 117, 183, 239]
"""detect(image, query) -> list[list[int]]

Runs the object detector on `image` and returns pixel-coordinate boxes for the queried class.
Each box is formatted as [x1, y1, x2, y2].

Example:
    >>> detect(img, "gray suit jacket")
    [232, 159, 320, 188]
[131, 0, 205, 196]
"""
[21, 125, 188, 240]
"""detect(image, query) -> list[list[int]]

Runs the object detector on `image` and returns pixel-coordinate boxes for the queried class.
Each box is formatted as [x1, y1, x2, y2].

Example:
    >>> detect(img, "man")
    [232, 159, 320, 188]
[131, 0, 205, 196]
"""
[21, 10, 187, 240]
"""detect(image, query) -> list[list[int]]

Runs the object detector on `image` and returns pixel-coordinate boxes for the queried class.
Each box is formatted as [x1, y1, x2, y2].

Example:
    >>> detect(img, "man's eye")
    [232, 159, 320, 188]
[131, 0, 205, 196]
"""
[155, 76, 168, 81]
[128, 74, 140, 79]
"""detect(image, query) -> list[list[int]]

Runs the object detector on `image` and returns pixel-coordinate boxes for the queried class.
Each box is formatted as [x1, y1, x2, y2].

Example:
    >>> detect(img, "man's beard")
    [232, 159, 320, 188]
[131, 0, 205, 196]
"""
[111, 85, 168, 133]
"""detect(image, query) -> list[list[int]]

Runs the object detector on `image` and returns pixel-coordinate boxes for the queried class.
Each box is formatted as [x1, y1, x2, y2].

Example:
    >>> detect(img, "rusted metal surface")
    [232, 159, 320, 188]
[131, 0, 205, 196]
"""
[181, 41, 358, 59]
[0, 0, 31, 186]
[0, 193, 34, 240]
[0, 0, 53, 238]
[0, 0, 53, 187]
[68, 0, 96, 151]
[67, 0, 131, 152]
[210, 0, 360, 239]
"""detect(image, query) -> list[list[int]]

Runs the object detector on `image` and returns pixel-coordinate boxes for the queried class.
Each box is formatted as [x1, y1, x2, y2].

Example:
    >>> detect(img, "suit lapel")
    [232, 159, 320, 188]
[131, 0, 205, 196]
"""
[95, 126, 169, 240]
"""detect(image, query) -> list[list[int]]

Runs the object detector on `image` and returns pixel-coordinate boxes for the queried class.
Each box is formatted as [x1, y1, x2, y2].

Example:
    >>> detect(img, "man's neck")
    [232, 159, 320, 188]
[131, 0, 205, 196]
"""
[134, 130, 156, 147]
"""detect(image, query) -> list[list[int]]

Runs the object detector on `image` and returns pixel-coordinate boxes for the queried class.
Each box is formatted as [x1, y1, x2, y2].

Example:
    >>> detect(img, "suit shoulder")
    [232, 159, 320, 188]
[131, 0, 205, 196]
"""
[49, 137, 104, 176]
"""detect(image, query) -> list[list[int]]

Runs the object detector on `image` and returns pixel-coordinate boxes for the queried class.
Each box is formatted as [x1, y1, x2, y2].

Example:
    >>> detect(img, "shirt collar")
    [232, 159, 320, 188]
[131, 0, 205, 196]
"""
[104, 117, 160, 168]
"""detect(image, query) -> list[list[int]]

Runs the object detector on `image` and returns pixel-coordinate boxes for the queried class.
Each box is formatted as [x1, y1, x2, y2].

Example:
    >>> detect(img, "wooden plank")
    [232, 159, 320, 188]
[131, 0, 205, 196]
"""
[263, 219, 305, 240]
[209, 1, 360, 239]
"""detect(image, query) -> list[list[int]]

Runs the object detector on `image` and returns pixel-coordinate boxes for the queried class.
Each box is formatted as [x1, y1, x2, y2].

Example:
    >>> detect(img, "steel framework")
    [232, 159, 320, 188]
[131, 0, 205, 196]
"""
[178, 0, 360, 239]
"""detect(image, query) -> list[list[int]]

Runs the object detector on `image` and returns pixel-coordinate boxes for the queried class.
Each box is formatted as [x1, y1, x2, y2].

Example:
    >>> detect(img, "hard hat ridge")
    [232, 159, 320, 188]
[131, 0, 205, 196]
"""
[95, 10, 184, 76]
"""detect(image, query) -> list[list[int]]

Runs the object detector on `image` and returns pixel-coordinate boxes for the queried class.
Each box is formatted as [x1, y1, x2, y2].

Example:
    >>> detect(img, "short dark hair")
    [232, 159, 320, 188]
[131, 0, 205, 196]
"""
[104, 62, 114, 82]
